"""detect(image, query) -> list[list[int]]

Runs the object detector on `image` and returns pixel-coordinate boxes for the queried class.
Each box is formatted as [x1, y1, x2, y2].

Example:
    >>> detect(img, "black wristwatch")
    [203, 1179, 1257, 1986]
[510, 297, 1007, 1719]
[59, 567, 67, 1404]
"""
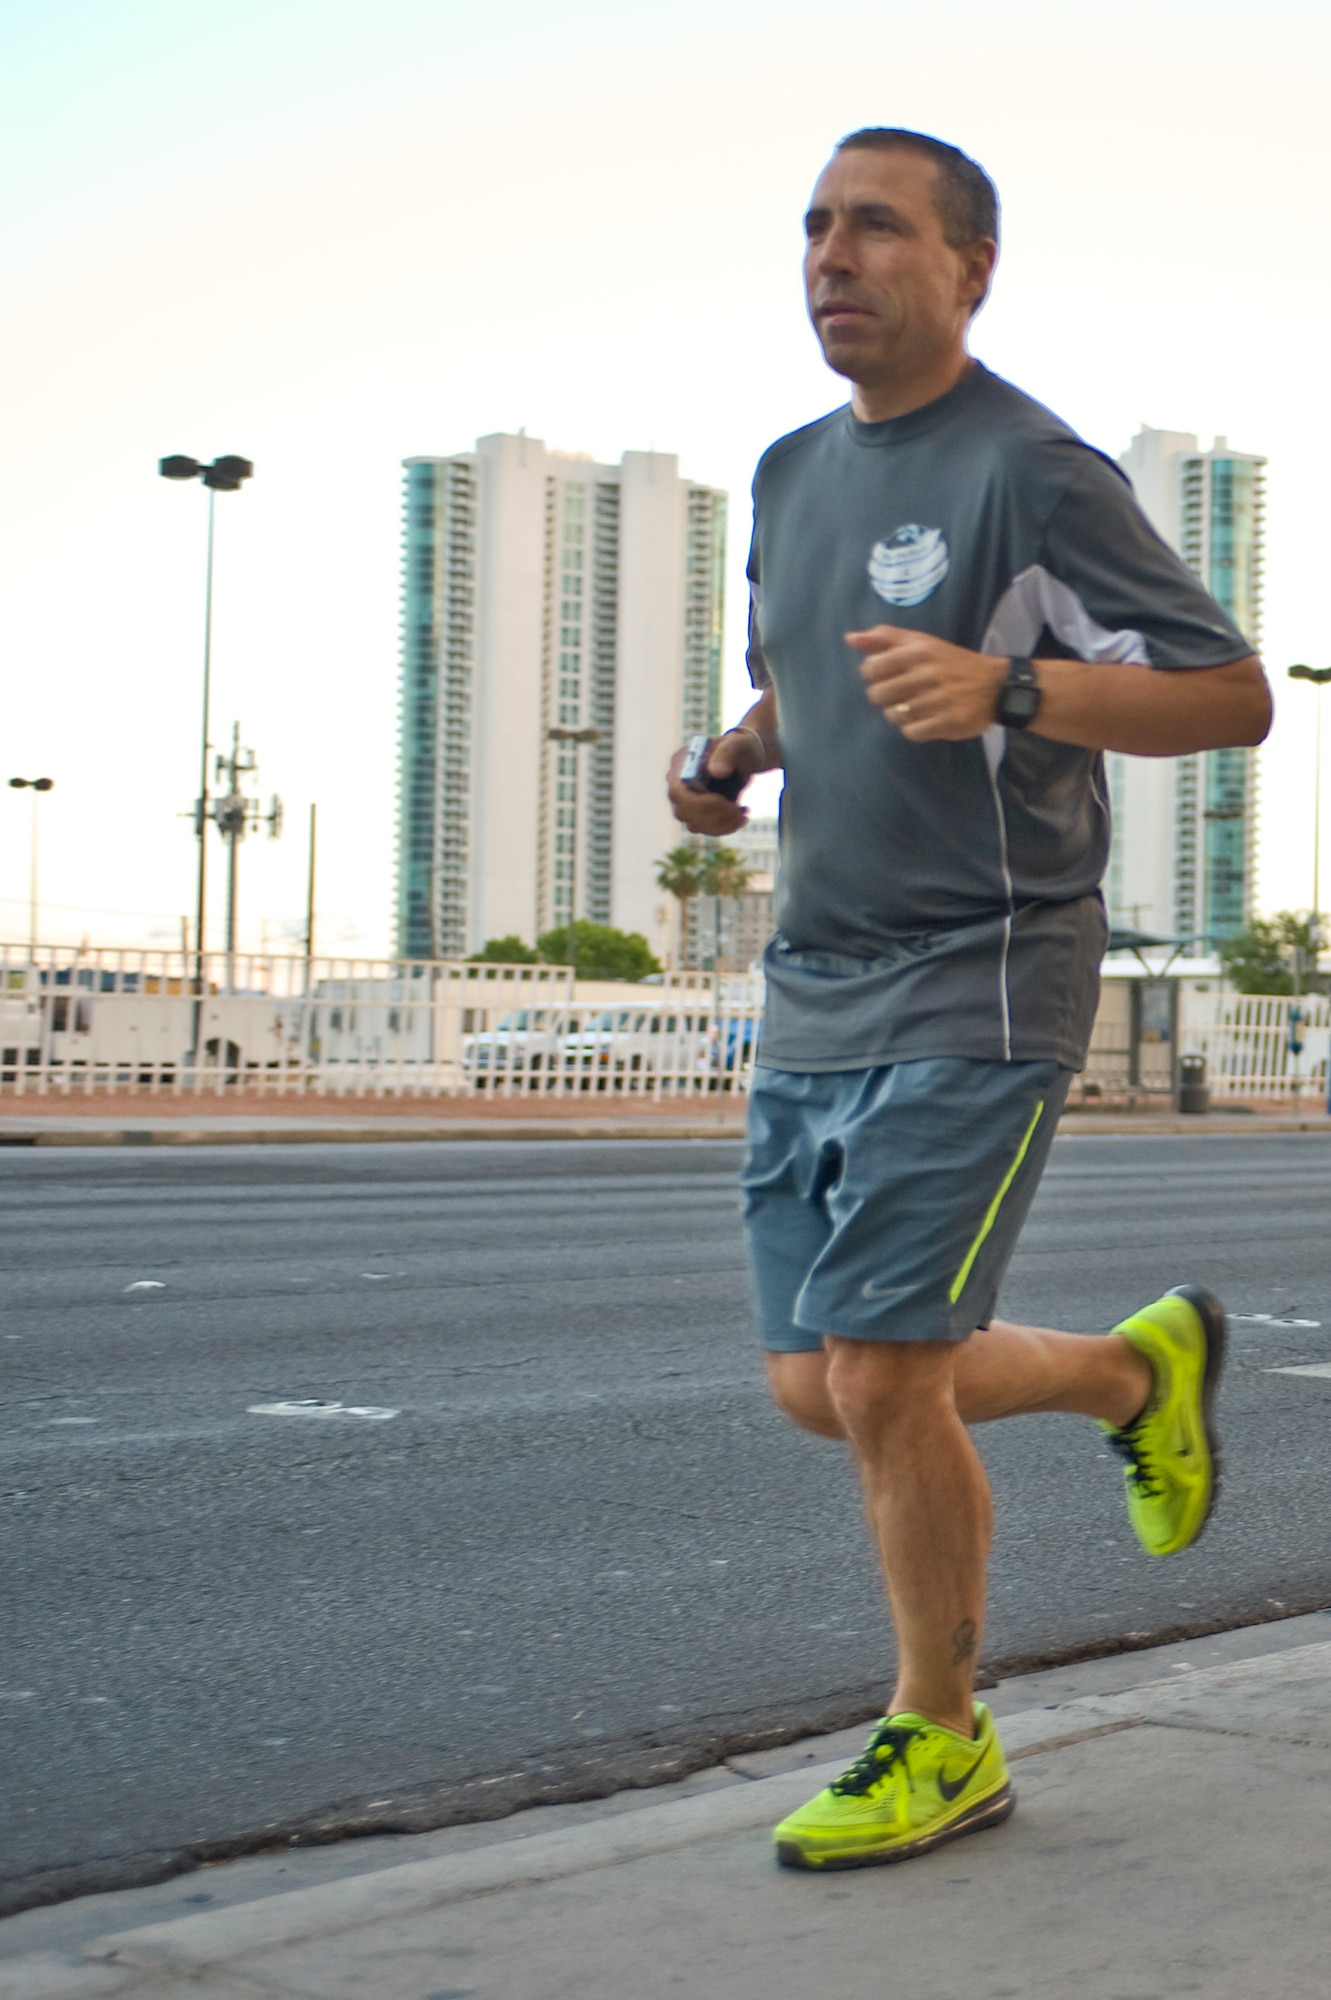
[996, 655, 1042, 730]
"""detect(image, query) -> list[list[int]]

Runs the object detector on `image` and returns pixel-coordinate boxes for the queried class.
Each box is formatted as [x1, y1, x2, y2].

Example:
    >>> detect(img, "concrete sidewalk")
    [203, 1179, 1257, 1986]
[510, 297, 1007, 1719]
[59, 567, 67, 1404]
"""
[5, 1613, 1330, 2000]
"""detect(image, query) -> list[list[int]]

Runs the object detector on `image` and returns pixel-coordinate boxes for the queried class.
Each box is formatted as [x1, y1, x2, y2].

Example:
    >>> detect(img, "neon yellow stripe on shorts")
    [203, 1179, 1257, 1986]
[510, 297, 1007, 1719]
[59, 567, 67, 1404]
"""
[948, 1100, 1045, 1306]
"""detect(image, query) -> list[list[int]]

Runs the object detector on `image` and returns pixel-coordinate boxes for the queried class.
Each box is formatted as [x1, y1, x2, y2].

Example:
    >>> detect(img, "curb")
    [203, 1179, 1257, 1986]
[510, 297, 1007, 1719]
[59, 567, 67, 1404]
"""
[1057, 1115, 1331, 1136]
[5, 1627, 1330, 1998]
[0, 1114, 1328, 1147]
[72, 1641, 1331, 1974]
[71, 1704, 1119, 1973]
[0, 1122, 749, 1148]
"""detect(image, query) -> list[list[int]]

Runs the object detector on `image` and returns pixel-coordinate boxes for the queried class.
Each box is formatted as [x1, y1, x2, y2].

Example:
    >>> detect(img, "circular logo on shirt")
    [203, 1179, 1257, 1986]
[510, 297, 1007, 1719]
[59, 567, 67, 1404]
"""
[867, 525, 950, 607]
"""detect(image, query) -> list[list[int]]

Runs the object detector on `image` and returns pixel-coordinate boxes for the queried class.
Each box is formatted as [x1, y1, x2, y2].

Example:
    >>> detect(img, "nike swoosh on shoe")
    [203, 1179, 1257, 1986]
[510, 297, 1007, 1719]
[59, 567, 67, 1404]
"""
[937, 1753, 989, 1804]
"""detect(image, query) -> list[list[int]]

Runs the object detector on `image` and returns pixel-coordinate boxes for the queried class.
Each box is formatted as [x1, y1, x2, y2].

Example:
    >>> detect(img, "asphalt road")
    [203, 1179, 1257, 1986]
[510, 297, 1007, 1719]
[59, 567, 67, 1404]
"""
[5, 1133, 1331, 1913]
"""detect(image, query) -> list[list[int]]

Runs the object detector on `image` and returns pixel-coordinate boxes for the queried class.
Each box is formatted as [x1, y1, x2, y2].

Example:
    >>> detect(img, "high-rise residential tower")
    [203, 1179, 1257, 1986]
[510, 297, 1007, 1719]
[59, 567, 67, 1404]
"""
[1110, 427, 1265, 942]
[395, 433, 726, 961]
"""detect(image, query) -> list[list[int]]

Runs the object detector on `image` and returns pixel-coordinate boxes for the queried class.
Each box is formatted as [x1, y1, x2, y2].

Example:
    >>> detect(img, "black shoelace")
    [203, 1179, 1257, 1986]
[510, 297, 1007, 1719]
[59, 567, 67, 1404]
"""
[1107, 1415, 1163, 1499]
[830, 1722, 920, 1798]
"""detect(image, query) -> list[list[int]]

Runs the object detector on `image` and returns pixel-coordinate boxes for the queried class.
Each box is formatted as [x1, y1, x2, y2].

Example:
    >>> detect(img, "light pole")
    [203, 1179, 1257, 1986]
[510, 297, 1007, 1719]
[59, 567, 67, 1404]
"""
[1288, 664, 1331, 934]
[159, 453, 253, 1052]
[546, 725, 602, 980]
[7, 777, 54, 959]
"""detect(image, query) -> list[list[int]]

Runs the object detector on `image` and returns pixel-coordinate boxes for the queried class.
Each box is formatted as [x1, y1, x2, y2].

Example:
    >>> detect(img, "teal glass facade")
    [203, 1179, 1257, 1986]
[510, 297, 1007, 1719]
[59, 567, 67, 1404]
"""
[1202, 458, 1261, 940]
[1180, 450, 1264, 943]
[395, 458, 476, 959]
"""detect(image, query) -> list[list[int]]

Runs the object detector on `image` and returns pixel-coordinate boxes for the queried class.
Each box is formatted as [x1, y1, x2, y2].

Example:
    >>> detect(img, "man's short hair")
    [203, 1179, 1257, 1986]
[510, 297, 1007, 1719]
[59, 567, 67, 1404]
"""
[835, 128, 999, 248]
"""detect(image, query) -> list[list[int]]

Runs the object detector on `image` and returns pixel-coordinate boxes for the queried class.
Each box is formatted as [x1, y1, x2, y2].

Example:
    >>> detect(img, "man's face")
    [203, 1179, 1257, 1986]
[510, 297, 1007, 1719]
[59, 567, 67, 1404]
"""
[803, 148, 994, 391]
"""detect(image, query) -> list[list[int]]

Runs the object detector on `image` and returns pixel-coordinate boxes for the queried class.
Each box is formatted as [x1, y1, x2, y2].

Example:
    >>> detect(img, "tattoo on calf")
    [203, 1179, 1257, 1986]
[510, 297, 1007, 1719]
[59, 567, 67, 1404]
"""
[951, 1619, 978, 1666]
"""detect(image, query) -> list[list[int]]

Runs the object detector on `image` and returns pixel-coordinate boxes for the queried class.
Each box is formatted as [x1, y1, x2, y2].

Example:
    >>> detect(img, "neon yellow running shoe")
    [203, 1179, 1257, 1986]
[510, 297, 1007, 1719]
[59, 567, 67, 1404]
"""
[773, 1704, 1013, 1870]
[1102, 1284, 1227, 1558]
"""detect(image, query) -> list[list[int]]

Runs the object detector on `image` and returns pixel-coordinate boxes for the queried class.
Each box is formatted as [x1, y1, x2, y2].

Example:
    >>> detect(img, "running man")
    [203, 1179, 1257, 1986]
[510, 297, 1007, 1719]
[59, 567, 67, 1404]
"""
[667, 128, 1270, 1871]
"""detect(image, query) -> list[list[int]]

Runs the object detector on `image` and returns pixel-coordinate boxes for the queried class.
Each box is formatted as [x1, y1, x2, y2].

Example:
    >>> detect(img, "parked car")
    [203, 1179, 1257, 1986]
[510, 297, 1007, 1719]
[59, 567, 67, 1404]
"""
[461, 1009, 571, 1080]
[463, 1003, 755, 1091]
[561, 1008, 714, 1084]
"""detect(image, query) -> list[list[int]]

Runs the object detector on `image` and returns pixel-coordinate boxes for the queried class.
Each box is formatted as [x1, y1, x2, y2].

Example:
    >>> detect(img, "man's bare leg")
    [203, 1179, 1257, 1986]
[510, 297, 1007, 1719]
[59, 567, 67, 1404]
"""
[767, 1317, 1152, 1440]
[824, 1338, 990, 1737]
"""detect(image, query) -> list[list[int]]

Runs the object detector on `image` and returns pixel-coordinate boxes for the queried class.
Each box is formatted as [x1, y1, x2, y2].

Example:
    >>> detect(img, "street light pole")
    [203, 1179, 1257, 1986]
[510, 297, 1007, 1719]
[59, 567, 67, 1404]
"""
[197, 485, 216, 987]
[546, 725, 603, 980]
[7, 777, 54, 958]
[159, 454, 253, 1056]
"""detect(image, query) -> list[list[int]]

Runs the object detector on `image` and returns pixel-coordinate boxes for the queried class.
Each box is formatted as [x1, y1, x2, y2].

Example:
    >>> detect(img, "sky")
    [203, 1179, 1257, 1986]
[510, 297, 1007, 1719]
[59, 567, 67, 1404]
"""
[3, 0, 1330, 957]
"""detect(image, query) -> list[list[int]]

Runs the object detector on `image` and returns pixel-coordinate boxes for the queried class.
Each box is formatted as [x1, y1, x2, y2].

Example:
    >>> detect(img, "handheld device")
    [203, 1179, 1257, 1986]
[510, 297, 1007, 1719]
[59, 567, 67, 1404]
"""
[679, 735, 746, 803]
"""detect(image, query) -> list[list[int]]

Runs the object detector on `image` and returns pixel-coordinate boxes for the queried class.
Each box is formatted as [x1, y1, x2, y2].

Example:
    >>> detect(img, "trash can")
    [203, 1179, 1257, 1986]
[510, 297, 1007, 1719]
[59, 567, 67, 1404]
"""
[1177, 1052, 1209, 1114]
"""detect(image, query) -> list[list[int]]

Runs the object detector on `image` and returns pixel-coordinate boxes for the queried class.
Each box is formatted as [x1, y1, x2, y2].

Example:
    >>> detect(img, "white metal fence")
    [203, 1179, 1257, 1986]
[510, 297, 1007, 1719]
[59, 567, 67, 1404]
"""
[1078, 981, 1330, 1105]
[0, 947, 761, 1100]
[2, 946, 1327, 1107]
[1179, 991, 1330, 1104]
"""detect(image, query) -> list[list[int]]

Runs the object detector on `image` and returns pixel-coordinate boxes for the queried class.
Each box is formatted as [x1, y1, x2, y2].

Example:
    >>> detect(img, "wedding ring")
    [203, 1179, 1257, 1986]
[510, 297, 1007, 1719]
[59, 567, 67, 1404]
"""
[894, 701, 912, 722]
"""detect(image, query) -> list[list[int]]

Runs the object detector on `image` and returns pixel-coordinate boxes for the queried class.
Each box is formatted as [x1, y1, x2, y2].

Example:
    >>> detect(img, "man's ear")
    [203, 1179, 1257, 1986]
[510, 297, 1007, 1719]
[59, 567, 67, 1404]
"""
[963, 238, 997, 316]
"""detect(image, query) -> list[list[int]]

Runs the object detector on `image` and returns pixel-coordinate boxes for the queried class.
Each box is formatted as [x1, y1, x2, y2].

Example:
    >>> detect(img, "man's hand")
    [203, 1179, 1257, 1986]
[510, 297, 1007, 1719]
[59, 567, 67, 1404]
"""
[666, 732, 760, 836]
[849, 626, 1007, 742]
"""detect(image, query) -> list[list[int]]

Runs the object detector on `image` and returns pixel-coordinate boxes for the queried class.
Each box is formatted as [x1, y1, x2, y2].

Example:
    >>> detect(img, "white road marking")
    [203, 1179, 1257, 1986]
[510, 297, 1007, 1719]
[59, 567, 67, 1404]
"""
[360, 1272, 406, 1280]
[247, 1400, 399, 1420]
[124, 1281, 166, 1292]
[1235, 1314, 1321, 1328]
[1266, 1363, 1331, 1380]
[50, 1417, 97, 1425]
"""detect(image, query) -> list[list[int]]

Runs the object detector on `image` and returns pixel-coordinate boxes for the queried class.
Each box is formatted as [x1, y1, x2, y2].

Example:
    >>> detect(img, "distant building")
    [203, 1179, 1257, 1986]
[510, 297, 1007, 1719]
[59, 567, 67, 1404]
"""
[680, 816, 779, 973]
[395, 433, 727, 962]
[1111, 427, 1265, 942]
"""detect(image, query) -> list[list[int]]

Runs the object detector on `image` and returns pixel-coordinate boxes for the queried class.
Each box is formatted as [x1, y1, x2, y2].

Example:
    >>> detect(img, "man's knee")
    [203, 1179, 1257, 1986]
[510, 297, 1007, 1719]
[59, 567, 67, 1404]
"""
[824, 1335, 957, 1442]
[764, 1350, 843, 1439]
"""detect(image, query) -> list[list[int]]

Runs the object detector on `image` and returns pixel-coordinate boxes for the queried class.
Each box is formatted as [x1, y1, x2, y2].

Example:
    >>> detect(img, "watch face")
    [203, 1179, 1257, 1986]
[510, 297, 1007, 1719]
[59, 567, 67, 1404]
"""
[1002, 685, 1041, 724]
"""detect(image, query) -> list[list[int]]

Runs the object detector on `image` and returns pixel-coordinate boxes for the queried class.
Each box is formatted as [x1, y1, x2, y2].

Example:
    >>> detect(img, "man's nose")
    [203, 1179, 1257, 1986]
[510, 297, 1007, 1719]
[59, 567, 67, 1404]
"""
[810, 220, 857, 278]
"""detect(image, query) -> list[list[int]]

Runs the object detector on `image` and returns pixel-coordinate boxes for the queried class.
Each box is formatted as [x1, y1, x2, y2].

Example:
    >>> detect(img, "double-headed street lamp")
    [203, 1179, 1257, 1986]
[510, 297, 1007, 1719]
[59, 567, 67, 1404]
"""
[7, 776, 54, 959]
[159, 454, 253, 1051]
[1288, 663, 1331, 930]
[546, 725, 603, 980]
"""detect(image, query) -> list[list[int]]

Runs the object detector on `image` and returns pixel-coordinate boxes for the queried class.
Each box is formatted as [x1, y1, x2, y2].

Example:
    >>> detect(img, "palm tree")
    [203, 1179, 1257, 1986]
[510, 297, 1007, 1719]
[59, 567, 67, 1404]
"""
[698, 845, 753, 971]
[656, 842, 754, 969]
[656, 843, 707, 967]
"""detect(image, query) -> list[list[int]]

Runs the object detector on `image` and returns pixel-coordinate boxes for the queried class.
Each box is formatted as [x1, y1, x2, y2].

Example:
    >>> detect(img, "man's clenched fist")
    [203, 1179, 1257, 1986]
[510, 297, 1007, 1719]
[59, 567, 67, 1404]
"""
[849, 626, 1011, 742]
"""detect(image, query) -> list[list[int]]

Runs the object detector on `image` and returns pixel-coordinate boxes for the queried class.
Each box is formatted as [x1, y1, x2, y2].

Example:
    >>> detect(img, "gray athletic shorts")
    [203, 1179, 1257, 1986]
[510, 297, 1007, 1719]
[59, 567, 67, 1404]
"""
[741, 1058, 1072, 1350]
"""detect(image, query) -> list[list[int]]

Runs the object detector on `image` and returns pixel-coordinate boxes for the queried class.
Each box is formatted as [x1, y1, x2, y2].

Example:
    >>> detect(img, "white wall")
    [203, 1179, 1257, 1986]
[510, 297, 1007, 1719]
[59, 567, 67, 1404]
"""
[1110, 751, 1177, 933]
[612, 451, 685, 946]
[469, 432, 549, 950]
[1119, 426, 1194, 539]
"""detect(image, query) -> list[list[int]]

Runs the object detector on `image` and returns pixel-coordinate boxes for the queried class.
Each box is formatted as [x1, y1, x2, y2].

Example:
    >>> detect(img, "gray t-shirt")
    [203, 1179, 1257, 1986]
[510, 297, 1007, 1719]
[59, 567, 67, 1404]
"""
[747, 362, 1251, 1072]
